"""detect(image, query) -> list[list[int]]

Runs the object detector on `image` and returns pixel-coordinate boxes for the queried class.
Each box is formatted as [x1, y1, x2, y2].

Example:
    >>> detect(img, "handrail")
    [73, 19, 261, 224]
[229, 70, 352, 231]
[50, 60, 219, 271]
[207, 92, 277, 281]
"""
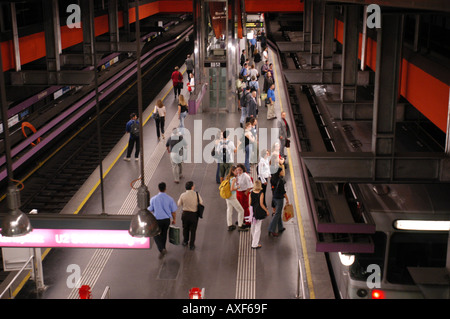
[100, 286, 111, 299]
[0, 255, 34, 299]
[296, 259, 307, 299]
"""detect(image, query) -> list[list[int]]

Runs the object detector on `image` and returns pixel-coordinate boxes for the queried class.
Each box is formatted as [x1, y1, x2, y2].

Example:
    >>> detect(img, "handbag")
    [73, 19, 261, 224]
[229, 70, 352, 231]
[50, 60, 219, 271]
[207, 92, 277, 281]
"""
[169, 225, 181, 245]
[282, 203, 294, 222]
[196, 192, 204, 218]
[285, 138, 290, 148]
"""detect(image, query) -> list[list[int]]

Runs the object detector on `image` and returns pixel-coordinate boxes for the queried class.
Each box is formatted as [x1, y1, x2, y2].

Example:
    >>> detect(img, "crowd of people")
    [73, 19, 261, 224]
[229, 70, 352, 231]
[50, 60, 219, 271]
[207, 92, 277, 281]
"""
[123, 30, 293, 255]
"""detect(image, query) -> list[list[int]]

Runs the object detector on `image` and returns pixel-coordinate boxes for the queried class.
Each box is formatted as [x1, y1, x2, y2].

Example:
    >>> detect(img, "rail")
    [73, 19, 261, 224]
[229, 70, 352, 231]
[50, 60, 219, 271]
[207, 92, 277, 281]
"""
[0, 255, 33, 299]
[0, 24, 194, 183]
[296, 259, 307, 299]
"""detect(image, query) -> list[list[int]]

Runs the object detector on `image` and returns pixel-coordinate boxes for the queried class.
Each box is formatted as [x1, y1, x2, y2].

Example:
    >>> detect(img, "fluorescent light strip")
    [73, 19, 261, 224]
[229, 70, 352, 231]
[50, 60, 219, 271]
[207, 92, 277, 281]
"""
[394, 220, 450, 231]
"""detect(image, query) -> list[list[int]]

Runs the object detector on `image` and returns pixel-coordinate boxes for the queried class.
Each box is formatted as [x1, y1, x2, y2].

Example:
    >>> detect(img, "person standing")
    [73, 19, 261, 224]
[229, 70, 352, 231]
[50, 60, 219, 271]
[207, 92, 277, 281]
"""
[268, 166, 289, 237]
[240, 49, 246, 67]
[240, 86, 251, 128]
[267, 83, 276, 120]
[124, 113, 140, 162]
[185, 54, 194, 79]
[178, 94, 189, 129]
[277, 111, 291, 158]
[223, 166, 246, 231]
[177, 181, 204, 250]
[244, 121, 256, 173]
[247, 90, 259, 119]
[257, 149, 271, 207]
[166, 128, 187, 183]
[187, 73, 195, 94]
[153, 100, 166, 141]
[148, 182, 178, 258]
[171, 66, 183, 99]
[217, 130, 237, 183]
[236, 164, 253, 227]
[250, 180, 269, 249]
[263, 68, 274, 93]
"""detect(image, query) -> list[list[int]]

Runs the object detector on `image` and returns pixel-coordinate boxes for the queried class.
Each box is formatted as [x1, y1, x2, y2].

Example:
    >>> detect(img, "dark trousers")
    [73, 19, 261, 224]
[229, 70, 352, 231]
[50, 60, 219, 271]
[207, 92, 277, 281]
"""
[155, 117, 165, 139]
[182, 211, 199, 247]
[154, 218, 170, 252]
[173, 83, 182, 97]
[126, 136, 140, 158]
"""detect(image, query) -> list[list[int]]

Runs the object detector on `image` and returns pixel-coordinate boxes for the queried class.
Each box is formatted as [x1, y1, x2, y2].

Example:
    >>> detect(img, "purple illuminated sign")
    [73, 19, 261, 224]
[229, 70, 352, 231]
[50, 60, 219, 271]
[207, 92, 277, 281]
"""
[0, 229, 150, 249]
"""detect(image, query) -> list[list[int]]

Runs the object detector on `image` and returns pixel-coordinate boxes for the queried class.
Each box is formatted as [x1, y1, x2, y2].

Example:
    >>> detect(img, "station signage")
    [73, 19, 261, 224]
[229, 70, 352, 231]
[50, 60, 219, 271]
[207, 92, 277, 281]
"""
[0, 228, 150, 249]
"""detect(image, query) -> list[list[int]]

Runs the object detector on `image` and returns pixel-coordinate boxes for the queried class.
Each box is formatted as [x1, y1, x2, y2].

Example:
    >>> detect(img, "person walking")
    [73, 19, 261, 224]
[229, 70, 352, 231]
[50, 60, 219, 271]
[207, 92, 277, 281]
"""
[277, 111, 291, 158]
[267, 83, 276, 120]
[178, 94, 189, 129]
[223, 166, 246, 232]
[263, 68, 274, 93]
[177, 181, 204, 250]
[250, 180, 269, 249]
[148, 182, 178, 258]
[124, 113, 140, 162]
[187, 73, 195, 94]
[166, 128, 187, 183]
[171, 66, 183, 99]
[244, 121, 256, 173]
[153, 99, 166, 141]
[185, 54, 194, 79]
[236, 164, 253, 227]
[268, 166, 289, 237]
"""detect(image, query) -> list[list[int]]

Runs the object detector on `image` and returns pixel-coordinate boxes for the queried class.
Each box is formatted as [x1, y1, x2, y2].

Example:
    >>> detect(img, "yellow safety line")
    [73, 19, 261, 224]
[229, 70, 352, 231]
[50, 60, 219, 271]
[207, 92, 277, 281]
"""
[272, 50, 316, 299]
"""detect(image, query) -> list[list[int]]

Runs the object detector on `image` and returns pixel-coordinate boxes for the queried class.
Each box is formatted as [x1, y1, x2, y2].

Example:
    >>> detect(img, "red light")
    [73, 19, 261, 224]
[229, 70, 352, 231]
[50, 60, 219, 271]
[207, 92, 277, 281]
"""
[189, 287, 203, 299]
[372, 289, 384, 299]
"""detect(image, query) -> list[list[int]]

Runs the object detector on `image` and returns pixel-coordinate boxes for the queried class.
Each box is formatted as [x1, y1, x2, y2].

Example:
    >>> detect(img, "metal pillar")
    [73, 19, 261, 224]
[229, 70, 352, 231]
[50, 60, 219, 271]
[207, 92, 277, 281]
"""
[303, 0, 311, 47]
[121, 0, 131, 42]
[445, 88, 450, 155]
[340, 5, 360, 103]
[109, 0, 120, 51]
[81, 0, 94, 66]
[371, 13, 404, 179]
[310, 0, 324, 66]
[193, 0, 204, 88]
[321, 5, 335, 71]
[10, 3, 21, 72]
[227, 0, 238, 113]
[42, 0, 62, 73]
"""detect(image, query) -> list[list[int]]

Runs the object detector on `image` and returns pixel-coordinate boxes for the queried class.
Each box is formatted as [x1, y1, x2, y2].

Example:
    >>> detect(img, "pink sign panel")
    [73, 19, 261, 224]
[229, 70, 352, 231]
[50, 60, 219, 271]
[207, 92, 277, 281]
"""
[0, 229, 150, 249]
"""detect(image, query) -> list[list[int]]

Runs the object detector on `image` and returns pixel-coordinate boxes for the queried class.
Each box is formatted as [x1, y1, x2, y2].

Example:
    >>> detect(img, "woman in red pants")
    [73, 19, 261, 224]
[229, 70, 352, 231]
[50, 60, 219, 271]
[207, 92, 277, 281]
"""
[235, 164, 254, 228]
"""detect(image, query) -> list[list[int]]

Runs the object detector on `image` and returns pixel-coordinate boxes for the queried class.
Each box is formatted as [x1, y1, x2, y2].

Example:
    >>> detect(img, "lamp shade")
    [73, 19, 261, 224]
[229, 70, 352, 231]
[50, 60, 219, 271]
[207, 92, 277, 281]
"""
[1, 208, 33, 237]
[129, 208, 160, 238]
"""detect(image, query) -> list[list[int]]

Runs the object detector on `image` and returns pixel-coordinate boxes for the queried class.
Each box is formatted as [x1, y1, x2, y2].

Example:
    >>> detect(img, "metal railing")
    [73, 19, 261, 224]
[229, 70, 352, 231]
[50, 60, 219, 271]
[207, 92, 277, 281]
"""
[296, 259, 307, 299]
[0, 255, 33, 299]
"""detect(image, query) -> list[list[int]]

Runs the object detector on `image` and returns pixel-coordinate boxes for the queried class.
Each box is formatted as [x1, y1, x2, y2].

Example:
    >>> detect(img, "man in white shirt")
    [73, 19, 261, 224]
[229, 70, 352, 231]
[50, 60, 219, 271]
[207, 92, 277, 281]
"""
[216, 130, 237, 182]
[257, 149, 271, 207]
[236, 164, 253, 227]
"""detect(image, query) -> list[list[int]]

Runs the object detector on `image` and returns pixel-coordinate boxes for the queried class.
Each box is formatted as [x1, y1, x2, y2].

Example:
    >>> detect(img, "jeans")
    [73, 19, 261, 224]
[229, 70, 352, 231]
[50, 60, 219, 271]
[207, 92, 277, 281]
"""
[268, 197, 284, 233]
[245, 144, 252, 173]
[179, 111, 188, 128]
[240, 107, 248, 127]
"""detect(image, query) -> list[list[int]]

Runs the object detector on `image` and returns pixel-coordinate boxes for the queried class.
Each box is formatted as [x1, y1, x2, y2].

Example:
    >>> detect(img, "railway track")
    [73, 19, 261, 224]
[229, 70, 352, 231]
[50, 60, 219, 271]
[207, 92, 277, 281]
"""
[1, 22, 193, 215]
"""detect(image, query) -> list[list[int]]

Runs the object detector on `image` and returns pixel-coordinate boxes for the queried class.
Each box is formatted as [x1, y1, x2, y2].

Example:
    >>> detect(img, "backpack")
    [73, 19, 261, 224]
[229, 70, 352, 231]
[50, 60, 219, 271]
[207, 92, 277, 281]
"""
[130, 121, 139, 138]
[219, 179, 232, 199]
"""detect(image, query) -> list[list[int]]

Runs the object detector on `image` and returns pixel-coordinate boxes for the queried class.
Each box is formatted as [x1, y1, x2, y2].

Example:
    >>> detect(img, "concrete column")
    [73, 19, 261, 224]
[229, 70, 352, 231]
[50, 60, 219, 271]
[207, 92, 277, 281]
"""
[303, 0, 311, 47]
[10, 3, 21, 71]
[42, 0, 61, 73]
[372, 14, 404, 179]
[109, 0, 119, 51]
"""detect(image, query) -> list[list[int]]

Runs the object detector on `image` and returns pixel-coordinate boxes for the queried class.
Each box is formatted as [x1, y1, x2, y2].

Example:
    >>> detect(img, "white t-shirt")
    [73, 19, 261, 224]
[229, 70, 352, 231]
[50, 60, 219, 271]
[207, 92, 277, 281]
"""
[153, 105, 166, 117]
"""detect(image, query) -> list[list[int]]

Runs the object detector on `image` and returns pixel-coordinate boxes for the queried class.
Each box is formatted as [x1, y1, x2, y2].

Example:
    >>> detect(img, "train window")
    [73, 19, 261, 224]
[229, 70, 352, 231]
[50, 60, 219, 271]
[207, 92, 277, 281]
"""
[387, 232, 448, 285]
[349, 232, 386, 281]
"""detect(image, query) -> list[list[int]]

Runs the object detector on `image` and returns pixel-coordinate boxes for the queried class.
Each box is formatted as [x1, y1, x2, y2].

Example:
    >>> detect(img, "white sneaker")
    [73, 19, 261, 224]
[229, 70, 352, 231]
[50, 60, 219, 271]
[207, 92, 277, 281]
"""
[124, 157, 131, 162]
[135, 158, 139, 161]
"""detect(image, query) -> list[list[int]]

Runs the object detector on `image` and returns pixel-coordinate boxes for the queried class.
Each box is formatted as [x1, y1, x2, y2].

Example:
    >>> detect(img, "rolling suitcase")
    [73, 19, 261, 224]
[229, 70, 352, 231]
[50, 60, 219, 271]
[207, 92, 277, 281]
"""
[169, 225, 181, 245]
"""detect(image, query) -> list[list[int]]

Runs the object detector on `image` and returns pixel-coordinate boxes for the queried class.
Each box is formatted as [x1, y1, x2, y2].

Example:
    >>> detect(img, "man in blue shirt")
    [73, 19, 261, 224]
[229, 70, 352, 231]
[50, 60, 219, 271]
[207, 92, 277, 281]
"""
[148, 182, 178, 258]
[125, 113, 140, 161]
[267, 84, 276, 120]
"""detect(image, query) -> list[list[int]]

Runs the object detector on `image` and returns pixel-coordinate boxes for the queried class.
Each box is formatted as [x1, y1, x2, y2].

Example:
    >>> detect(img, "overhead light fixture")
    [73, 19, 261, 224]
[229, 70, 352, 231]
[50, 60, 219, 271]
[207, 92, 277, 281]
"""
[1, 186, 33, 237]
[129, 185, 160, 238]
[338, 252, 355, 266]
[394, 220, 450, 232]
